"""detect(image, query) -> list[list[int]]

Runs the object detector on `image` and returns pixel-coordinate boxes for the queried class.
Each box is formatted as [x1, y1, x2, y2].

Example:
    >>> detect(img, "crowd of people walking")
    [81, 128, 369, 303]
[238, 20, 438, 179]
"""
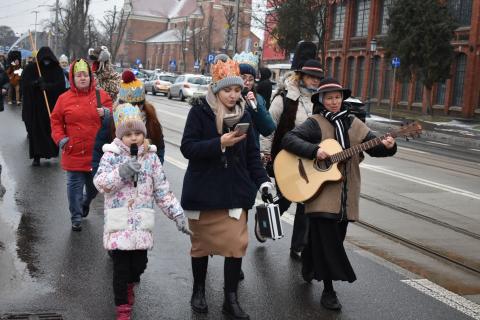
[0, 41, 396, 319]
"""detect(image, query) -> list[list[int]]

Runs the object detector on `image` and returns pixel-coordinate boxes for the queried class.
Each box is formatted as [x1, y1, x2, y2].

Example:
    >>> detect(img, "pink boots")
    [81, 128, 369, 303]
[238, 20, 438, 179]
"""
[116, 304, 132, 320]
[127, 283, 135, 306]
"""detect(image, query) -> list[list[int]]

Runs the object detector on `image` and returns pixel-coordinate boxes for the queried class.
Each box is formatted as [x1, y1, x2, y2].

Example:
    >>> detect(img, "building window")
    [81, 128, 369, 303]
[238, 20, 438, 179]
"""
[452, 53, 467, 106]
[379, 0, 393, 34]
[332, 3, 346, 40]
[401, 79, 409, 102]
[326, 58, 333, 77]
[354, 0, 371, 37]
[356, 57, 365, 96]
[334, 57, 342, 82]
[435, 81, 446, 105]
[346, 57, 355, 91]
[382, 62, 392, 99]
[448, 0, 473, 26]
[414, 76, 423, 103]
[372, 56, 381, 98]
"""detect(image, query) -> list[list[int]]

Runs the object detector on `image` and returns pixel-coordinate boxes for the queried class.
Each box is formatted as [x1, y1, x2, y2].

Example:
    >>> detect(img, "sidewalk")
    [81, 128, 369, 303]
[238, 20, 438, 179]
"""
[366, 113, 480, 149]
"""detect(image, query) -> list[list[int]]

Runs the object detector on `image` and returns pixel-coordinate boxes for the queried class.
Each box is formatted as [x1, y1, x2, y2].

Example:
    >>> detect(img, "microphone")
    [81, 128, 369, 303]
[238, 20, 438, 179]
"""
[130, 144, 138, 187]
[242, 88, 257, 111]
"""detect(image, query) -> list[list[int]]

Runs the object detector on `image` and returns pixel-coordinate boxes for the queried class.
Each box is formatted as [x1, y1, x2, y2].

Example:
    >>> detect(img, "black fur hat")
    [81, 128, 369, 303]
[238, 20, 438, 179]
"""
[7, 50, 21, 64]
[291, 41, 318, 71]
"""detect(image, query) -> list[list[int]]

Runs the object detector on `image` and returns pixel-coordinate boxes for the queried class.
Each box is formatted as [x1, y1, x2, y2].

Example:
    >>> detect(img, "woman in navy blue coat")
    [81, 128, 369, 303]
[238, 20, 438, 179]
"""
[181, 56, 272, 320]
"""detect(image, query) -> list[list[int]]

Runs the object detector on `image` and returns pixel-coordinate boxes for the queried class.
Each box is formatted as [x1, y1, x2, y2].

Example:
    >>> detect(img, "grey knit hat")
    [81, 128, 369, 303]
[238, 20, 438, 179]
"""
[210, 55, 244, 94]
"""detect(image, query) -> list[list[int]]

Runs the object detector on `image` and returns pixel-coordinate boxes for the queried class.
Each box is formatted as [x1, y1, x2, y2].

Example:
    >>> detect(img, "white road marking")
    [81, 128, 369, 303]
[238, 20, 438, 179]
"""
[402, 279, 480, 319]
[469, 148, 480, 152]
[360, 163, 480, 200]
[165, 156, 187, 170]
[425, 140, 450, 146]
[156, 109, 187, 120]
[397, 146, 428, 154]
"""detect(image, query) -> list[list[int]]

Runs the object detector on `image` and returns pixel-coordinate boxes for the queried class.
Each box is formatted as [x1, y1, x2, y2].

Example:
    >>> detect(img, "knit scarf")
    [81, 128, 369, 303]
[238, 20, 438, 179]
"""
[318, 106, 351, 149]
[206, 86, 245, 134]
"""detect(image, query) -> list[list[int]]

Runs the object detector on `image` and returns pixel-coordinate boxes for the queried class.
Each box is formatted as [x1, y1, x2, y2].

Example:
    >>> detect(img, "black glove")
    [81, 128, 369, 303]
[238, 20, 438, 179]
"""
[34, 77, 47, 91]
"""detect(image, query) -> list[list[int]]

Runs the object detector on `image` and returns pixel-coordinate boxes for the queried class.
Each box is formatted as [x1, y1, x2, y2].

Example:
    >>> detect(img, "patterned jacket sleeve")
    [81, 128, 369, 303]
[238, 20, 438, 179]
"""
[93, 152, 125, 194]
[151, 154, 184, 221]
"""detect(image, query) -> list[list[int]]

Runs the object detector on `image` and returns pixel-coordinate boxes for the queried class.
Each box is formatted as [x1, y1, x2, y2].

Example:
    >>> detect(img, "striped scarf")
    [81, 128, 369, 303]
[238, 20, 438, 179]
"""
[319, 107, 351, 149]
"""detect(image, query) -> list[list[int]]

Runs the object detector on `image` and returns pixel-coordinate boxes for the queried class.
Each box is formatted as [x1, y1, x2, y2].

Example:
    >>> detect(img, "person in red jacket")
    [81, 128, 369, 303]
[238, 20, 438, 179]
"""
[51, 59, 113, 231]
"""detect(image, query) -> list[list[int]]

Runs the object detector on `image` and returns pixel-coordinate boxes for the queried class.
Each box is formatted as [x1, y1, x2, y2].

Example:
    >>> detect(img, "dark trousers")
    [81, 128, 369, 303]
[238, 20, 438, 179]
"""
[112, 250, 148, 306]
[192, 256, 242, 292]
[66, 171, 98, 224]
[276, 194, 309, 252]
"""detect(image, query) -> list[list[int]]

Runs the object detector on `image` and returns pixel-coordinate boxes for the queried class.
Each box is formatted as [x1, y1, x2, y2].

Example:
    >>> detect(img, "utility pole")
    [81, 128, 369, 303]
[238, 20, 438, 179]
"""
[232, 0, 240, 53]
[32, 10, 39, 49]
[54, 0, 59, 55]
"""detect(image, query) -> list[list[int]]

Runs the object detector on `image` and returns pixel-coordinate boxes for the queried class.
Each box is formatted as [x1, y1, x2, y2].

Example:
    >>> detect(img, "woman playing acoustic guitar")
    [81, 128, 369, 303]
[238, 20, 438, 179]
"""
[281, 78, 397, 311]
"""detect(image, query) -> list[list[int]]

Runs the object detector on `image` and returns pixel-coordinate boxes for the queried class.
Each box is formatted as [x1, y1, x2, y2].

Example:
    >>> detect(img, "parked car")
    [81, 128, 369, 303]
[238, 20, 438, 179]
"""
[344, 96, 367, 123]
[144, 73, 177, 96]
[168, 74, 210, 101]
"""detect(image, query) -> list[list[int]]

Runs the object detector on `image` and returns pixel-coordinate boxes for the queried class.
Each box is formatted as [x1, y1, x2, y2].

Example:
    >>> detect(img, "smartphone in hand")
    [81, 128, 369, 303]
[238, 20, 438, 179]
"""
[234, 123, 250, 136]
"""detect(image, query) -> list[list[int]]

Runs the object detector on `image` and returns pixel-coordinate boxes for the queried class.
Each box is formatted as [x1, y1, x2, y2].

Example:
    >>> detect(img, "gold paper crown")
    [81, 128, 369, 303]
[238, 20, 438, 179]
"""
[74, 59, 89, 74]
[211, 59, 241, 83]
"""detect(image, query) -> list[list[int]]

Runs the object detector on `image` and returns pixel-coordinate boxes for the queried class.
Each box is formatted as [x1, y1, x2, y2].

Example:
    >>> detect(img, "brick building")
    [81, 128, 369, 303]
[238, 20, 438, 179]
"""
[117, 0, 258, 74]
[262, 0, 480, 118]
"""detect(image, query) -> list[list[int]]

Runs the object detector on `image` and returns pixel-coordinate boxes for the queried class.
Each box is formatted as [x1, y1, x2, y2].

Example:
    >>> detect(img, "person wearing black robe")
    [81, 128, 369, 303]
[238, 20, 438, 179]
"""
[21, 47, 67, 166]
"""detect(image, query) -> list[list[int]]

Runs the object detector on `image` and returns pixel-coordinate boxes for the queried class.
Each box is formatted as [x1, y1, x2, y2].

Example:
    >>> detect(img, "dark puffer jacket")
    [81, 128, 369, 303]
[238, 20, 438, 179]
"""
[180, 97, 270, 211]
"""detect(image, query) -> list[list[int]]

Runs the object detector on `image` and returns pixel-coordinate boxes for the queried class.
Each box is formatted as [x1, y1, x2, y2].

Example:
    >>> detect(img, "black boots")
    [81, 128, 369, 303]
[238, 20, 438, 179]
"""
[222, 291, 250, 319]
[321, 290, 342, 310]
[191, 283, 208, 313]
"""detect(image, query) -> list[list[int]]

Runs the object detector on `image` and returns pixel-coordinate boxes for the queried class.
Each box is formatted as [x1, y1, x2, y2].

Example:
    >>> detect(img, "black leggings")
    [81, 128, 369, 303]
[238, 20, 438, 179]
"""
[112, 250, 148, 306]
[192, 256, 242, 292]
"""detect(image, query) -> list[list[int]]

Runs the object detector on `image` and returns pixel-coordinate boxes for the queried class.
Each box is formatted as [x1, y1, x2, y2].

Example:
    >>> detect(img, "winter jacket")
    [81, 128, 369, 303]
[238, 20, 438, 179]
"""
[282, 111, 397, 221]
[256, 67, 273, 110]
[246, 93, 276, 150]
[180, 97, 270, 211]
[94, 64, 120, 102]
[7, 64, 21, 86]
[50, 61, 113, 172]
[91, 108, 113, 175]
[94, 139, 184, 251]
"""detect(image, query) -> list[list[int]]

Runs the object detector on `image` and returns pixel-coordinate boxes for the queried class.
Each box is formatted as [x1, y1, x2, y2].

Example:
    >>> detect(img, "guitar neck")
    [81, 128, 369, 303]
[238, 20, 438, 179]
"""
[330, 135, 387, 163]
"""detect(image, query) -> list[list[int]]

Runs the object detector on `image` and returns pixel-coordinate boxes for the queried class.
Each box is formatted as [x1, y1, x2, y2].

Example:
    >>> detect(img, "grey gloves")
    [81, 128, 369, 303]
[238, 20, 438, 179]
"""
[59, 137, 69, 150]
[175, 215, 193, 236]
[119, 159, 141, 180]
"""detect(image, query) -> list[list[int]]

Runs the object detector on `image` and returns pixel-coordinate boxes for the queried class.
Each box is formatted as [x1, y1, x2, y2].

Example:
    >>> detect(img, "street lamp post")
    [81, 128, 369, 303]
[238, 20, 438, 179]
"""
[32, 10, 39, 49]
[366, 38, 377, 117]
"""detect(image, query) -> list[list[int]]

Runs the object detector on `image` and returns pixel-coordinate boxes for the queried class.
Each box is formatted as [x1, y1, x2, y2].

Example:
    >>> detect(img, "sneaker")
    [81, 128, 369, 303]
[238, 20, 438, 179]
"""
[81, 205, 90, 218]
[321, 290, 342, 310]
[71, 222, 82, 232]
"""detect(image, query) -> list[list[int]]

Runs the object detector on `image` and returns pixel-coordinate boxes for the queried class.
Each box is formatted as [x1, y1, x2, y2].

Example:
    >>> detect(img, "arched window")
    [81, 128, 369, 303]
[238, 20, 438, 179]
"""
[334, 57, 342, 82]
[371, 56, 381, 98]
[326, 58, 333, 77]
[346, 57, 355, 92]
[452, 53, 467, 106]
[382, 62, 392, 99]
[401, 78, 409, 102]
[332, 3, 346, 40]
[435, 81, 446, 105]
[448, 0, 473, 26]
[379, 0, 393, 34]
[356, 57, 365, 96]
[354, 0, 371, 37]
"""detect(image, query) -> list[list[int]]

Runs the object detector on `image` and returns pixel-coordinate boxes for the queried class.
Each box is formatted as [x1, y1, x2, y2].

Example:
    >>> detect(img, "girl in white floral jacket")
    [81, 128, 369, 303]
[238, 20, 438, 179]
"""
[94, 103, 191, 320]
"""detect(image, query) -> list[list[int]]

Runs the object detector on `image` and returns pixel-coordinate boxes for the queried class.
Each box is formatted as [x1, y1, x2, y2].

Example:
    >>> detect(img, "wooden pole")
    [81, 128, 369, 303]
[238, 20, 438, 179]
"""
[28, 31, 51, 117]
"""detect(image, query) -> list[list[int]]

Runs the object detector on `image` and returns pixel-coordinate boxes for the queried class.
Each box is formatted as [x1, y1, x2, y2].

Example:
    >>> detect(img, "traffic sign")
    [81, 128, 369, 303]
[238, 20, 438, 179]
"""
[391, 57, 400, 68]
[194, 59, 200, 69]
[136, 58, 142, 65]
[170, 59, 177, 67]
[207, 54, 215, 64]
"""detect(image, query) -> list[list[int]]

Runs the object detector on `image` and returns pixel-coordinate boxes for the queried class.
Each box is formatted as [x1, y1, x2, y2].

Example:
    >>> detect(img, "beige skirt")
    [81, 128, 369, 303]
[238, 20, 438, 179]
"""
[188, 209, 248, 258]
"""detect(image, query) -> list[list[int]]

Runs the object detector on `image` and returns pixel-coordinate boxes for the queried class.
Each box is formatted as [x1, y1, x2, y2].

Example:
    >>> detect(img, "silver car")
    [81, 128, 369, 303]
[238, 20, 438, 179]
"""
[167, 75, 210, 101]
[144, 73, 177, 96]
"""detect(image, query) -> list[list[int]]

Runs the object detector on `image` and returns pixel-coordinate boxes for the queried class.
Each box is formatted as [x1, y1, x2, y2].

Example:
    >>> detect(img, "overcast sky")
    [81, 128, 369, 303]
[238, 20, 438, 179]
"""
[0, 0, 265, 39]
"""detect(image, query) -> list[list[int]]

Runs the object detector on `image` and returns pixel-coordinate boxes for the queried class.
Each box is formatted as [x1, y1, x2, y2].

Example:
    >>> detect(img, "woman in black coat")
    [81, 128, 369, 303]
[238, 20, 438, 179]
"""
[181, 57, 272, 320]
[281, 78, 397, 311]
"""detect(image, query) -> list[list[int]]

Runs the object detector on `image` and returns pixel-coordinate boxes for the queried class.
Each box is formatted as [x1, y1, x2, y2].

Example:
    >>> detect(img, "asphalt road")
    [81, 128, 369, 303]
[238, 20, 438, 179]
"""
[0, 100, 478, 320]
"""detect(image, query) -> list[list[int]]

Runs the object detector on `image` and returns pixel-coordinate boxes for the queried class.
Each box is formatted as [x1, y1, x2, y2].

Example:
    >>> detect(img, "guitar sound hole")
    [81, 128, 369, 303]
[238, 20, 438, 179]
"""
[315, 158, 332, 171]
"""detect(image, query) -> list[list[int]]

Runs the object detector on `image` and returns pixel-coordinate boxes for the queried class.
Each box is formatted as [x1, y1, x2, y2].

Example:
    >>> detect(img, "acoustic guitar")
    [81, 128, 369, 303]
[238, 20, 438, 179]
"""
[273, 122, 422, 203]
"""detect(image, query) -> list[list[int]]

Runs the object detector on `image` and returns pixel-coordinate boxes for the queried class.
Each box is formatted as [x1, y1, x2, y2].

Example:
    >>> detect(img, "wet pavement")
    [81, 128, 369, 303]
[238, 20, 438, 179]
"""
[0, 104, 479, 319]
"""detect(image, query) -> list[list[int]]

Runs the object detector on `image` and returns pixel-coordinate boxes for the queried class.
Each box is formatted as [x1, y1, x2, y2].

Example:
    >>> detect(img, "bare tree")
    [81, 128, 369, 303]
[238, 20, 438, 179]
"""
[98, 5, 130, 62]
[223, 6, 235, 52]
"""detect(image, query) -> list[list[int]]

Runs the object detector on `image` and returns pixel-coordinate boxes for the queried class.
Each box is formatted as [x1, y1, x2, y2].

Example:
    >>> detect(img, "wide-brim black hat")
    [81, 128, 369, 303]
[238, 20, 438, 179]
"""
[311, 77, 351, 103]
[297, 59, 324, 79]
[291, 41, 318, 70]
